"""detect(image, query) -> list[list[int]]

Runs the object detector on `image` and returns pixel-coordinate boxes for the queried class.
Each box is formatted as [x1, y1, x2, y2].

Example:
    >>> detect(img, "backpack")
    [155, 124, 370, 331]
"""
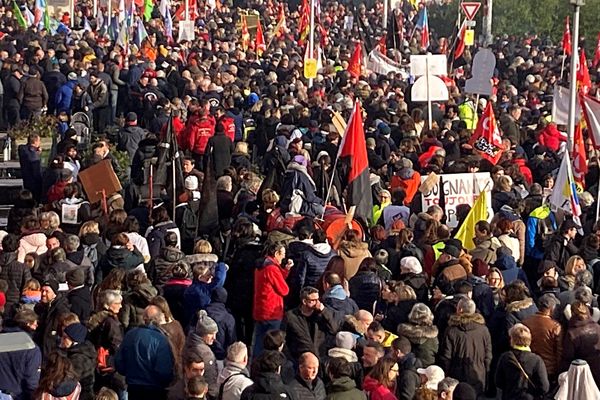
[83, 243, 99, 268]
[179, 204, 199, 242]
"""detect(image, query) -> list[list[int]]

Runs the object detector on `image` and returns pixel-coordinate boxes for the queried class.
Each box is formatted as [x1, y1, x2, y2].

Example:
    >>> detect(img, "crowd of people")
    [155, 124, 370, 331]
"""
[0, 0, 600, 399]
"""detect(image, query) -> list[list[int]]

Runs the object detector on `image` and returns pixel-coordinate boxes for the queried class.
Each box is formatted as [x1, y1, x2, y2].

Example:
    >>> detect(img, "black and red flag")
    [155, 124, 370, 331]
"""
[337, 101, 373, 226]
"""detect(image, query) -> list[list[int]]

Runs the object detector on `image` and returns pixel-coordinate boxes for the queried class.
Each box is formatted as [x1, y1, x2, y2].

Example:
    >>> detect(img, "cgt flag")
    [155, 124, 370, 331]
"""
[572, 121, 587, 187]
[562, 16, 572, 56]
[469, 102, 504, 165]
[337, 101, 373, 226]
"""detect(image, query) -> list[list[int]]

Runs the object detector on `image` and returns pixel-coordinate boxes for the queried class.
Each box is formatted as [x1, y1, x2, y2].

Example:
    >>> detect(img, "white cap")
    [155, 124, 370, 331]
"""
[401, 256, 423, 274]
[417, 365, 445, 390]
[185, 176, 199, 191]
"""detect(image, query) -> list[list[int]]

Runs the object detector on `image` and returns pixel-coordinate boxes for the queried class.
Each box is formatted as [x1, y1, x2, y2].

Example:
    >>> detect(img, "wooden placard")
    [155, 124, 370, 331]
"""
[78, 159, 122, 204]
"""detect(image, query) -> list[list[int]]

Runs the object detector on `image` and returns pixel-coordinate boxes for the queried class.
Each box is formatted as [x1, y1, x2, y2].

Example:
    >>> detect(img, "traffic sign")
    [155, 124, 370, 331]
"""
[461, 2, 481, 20]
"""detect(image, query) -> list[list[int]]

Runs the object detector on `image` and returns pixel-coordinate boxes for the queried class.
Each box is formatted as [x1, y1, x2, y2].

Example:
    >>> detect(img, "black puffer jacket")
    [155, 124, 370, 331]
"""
[240, 372, 297, 400]
[119, 283, 158, 330]
[0, 251, 31, 315]
[287, 241, 336, 308]
[60, 341, 96, 400]
[349, 271, 382, 313]
[99, 246, 145, 279]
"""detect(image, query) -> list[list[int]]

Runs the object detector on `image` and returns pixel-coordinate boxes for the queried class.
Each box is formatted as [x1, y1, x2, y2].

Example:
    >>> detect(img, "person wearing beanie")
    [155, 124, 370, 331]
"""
[116, 306, 175, 400]
[432, 240, 468, 296]
[66, 268, 92, 323]
[399, 256, 429, 303]
[117, 111, 147, 160]
[59, 322, 96, 400]
[34, 278, 70, 356]
[205, 287, 237, 360]
[184, 310, 219, 399]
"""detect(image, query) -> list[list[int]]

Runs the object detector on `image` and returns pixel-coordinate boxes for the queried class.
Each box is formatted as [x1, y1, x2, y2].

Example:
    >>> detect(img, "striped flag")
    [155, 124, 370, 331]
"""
[549, 150, 581, 227]
[136, 17, 148, 47]
[165, 6, 173, 42]
[416, 6, 429, 50]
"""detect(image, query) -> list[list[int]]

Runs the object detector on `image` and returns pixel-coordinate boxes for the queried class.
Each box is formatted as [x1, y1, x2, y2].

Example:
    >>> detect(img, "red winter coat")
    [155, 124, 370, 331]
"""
[514, 158, 533, 186]
[162, 117, 186, 149]
[185, 113, 215, 155]
[538, 124, 564, 152]
[253, 256, 290, 322]
[362, 376, 398, 400]
[47, 181, 68, 202]
[217, 115, 236, 142]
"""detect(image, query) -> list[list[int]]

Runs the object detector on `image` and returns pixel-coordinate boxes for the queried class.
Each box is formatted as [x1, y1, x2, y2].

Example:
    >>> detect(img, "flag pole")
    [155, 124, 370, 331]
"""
[560, 54, 567, 81]
[308, 0, 315, 88]
[568, 1, 582, 152]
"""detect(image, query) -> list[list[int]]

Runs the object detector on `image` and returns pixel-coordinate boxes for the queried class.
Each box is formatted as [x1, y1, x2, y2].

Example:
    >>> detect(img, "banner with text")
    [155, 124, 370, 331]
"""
[421, 172, 493, 227]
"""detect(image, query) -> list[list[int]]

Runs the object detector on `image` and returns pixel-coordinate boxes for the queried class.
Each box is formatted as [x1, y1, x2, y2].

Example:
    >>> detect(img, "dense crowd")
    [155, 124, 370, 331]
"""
[0, 0, 599, 399]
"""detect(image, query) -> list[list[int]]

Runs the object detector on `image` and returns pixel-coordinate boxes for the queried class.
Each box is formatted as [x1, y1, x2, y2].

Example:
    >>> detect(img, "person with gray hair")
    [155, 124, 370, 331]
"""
[115, 305, 175, 400]
[64, 234, 94, 286]
[438, 297, 492, 395]
[397, 303, 439, 367]
[437, 377, 459, 399]
[523, 294, 563, 381]
[217, 342, 253, 400]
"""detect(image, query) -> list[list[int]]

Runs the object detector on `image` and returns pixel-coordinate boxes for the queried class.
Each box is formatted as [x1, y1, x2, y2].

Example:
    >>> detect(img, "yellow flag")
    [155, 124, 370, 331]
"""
[454, 190, 488, 250]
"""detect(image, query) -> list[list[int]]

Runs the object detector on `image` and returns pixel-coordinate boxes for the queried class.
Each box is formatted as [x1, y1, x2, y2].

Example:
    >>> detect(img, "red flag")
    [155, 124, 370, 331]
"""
[297, 0, 310, 45]
[572, 120, 588, 186]
[273, 3, 287, 38]
[378, 35, 386, 56]
[454, 22, 467, 60]
[319, 24, 329, 47]
[469, 102, 504, 165]
[347, 41, 362, 79]
[337, 101, 373, 225]
[241, 15, 250, 50]
[562, 16, 572, 56]
[593, 32, 600, 68]
[173, 0, 197, 20]
[577, 50, 592, 95]
[255, 17, 265, 56]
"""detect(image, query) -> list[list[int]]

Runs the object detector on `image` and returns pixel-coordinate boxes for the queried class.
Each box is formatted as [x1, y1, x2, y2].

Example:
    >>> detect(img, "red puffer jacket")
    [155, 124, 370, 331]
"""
[185, 113, 215, 155]
[217, 115, 236, 142]
[253, 256, 290, 322]
[538, 123, 565, 152]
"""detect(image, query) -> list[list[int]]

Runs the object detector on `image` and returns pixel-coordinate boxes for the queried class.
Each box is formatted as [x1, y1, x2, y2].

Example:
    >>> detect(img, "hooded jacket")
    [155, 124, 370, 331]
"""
[17, 232, 48, 263]
[240, 372, 297, 400]
[322, 285, 359, 319]
[470, 236, 502, 266]
[185, 113, 216, 155]
[288, 240, 336, 306]
[349, 271, 382, 313]
[60, 341, 96, 400]
[253, 257, 290, 322]
[119, 283, 158, 330]
[279, 162, 324, 217]
[205, 288, 237, 360]
[146, 221, 181, 259]
[0, 251, 31, 315]
[362, 376, 397, 400]
[495, 253, 530, 288]
[325, 376, 366, 400]
[438, 312, 492, 394]
[397, 323, 439, 367]
[147, 246, 185, 289]
[505, 298, 538, 330]
[338, 241, 371, 279]
[98, 246, 145, 279]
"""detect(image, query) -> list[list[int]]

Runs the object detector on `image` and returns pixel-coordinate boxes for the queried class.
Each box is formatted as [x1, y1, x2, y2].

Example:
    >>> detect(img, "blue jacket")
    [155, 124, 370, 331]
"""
[115, 324, 174, 389]
[183, 259, 227, 327]
[322, 284, 359, 320]
[55, 80, 77, 114]
[525, 205, 557, 260]
[0, 327, 41, 400]
[495, 253, 531, 290]
[288, 241, 336, 306]
[205, 288, 237, 360]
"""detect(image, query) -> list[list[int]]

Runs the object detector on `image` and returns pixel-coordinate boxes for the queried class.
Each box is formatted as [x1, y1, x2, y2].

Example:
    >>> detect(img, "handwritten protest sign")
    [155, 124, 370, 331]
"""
[420, 172, 493, 227]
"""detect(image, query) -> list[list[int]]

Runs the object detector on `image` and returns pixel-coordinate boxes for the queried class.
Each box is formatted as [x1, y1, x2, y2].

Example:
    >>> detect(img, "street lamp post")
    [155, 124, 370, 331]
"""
[568, 0, 585, 151]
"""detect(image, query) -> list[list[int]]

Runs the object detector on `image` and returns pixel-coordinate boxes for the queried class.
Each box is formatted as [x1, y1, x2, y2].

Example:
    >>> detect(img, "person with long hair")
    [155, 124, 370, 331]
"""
[561, 300, 600, 382]
[362, 357, 399, 400]
[35, 352, 81, 400]
[338, 230, 371, 279]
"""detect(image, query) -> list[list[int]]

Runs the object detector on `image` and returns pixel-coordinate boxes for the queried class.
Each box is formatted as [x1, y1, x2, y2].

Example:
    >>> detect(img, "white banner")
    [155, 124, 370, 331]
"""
[367, 49, 408, 78]
[420, 172, 494, 227]
[552, 85, 580, 126]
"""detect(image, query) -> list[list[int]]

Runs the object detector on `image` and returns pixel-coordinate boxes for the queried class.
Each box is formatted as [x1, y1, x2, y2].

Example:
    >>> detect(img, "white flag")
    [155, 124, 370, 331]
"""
[549, 151, 581, 226]
[552, 85, 581, 126]
[159, 0, 169, 18]
[367, 49, 408, 78]
[581, 94, 600, 148]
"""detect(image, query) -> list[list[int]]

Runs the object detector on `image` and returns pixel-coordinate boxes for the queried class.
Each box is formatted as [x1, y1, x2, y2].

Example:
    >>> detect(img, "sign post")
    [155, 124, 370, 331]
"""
[410, 54, 449, 129]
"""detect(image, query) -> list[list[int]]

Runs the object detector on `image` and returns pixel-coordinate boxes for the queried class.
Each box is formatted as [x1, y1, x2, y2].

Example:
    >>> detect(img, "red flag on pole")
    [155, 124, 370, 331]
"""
[469, 102, 504, 165]
[255, 17, 265, 56]
[337, 101, 373, 225]
[241, 15, 250, 50]
[454, 21, 467, 60]
[297, 0, 310, 45]
[577, 50, 592, 95]
[347, 41, 362, 78]
[562, 16, 572, 56]
[572, 120, 588, 187]
[273, 3, 287, 38]
[593, 32, 600, 68]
